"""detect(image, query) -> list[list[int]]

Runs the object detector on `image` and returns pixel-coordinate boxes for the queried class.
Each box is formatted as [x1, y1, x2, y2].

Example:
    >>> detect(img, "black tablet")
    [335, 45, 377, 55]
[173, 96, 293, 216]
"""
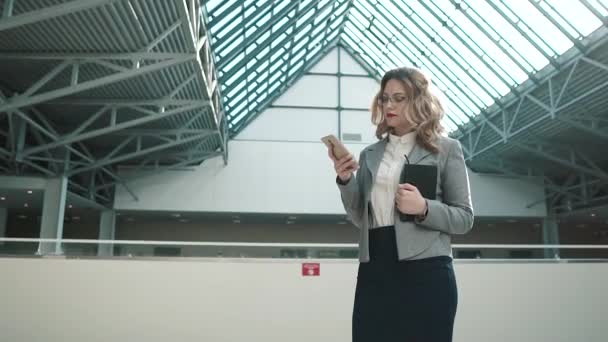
[399, 164, 438, 222]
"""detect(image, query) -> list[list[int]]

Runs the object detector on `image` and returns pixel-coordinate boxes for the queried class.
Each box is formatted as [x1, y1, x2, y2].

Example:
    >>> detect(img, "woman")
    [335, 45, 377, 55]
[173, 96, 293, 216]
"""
[328, 67, 474, 341]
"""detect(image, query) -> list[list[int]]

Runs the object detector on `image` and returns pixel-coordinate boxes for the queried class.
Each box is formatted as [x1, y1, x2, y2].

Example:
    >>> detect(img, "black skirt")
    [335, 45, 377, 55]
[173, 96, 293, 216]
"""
[352, 226, 458, 342]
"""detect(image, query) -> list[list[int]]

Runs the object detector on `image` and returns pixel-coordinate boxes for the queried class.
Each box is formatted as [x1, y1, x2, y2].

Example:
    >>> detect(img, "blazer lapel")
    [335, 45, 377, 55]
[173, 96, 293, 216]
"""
[408, 141, 433, 164]
[364, 138, 387, 185]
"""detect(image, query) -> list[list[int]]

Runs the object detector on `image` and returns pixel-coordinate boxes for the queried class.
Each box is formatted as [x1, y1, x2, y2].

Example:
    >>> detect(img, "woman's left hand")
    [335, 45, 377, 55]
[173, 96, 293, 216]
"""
[395, 183, 427, 216]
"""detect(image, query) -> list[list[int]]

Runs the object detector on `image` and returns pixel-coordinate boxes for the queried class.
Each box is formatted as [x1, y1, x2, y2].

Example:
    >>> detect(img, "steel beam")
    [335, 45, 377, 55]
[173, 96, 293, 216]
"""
[210, 0, 274, 53]
[549, 172, 608, 213]
[469, 157, 541, 178]
[19, 102, 209, 157]
[94, 150, 222, 191]
[145, 20, 182, 52]
[220, 0, 330, 83]
[227, 2, 347, 125]
[512, 140, 608, 182]
[528, 0, 585, 52]
[556, 116, 608, 140]
[0, 52, 190, 60]
[67, 131, 217, 176]
[487, 0, 558, 66]
[0, 56, 194, 113]
[217, 0, 305, 70]
[48, 99, 206, 106]
[179, 0, 225, 152]
[455, 52, 608, 160]
[0, 0, 118, 31]
[270, 104, 368, 112]
[579, 0, 608, 26]
[108, 129, 216, 137]
[472, 156, 607, 213]
[0, 100, 132, 199]
[2, 0, 15, 18]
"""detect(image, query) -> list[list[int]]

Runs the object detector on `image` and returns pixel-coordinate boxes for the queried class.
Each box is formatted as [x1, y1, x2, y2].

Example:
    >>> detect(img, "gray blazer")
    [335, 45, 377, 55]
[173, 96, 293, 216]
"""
[338, 135, 474, 262]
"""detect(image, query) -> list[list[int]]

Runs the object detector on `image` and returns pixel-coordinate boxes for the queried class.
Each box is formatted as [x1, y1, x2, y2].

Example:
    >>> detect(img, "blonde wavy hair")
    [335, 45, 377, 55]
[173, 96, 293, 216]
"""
[371, 67, 445, 154]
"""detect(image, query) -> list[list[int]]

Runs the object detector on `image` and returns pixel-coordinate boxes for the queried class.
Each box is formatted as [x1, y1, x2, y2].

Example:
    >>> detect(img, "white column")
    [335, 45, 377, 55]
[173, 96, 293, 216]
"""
[98, 210, 116, 256]
[0, 207, 7, 245]
[38, 176, 67, 255]
[543, 215, 560, 259]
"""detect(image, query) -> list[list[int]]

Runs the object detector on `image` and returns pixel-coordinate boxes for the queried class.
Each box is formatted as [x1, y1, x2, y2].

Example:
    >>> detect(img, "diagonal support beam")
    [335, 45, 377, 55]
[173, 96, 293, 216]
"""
[549, 172, 608, 212]
[22, 61, 70, 97]
[20, 102, 209, 158]
[475, 156, 608, 212]
[94, 150, 222, 191]
[144, 20, 182, 52]
[0, 56, 194, 113]
[67, 131, 217, 176]
[108, 128, 217, 137]
[0, 52, 191, 60]
[2, 0, 15, 18]
[0, 92, 133, 199]
[512, 141, 608, 183]
[0, 146, 11, 159]
[453, 35, 608, 160]
[47, 99, 206, 106]
[557, 116, 608, 140]
[200, 3, 228, 163]
[29, 108, 135, 194]
[469, 157, 541, 178]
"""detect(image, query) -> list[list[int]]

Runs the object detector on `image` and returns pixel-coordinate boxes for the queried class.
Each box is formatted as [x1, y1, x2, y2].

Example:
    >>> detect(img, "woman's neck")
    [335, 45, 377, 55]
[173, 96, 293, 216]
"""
[392, 127, 415, 136]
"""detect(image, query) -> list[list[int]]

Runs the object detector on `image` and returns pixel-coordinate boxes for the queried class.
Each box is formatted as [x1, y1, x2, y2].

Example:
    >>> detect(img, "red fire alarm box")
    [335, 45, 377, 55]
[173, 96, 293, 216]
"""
[302, 263, 320, 276]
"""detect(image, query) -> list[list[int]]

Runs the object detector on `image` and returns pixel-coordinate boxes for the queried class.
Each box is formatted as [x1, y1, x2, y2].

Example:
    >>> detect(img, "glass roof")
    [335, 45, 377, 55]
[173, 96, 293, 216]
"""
[205, 0, 607, 136]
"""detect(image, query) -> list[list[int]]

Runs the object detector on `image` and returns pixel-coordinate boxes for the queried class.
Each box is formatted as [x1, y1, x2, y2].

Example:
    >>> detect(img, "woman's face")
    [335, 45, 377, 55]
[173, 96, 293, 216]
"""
[381, 79, 412, 133]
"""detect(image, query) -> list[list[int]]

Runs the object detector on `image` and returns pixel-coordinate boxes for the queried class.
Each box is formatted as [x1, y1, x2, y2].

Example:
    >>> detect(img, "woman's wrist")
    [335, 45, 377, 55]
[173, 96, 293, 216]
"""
[417, 200, 429, 219]
[337, 174, 351, 185]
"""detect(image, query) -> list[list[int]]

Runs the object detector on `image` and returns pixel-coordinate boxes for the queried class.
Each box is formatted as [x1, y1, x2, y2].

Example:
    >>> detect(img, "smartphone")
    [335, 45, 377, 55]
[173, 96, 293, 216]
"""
[321, 134, 350, 159]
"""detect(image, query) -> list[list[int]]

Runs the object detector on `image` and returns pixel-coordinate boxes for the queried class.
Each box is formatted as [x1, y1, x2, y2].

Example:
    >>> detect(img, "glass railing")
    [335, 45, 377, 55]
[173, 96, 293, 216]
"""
[0, 238, 607, 260]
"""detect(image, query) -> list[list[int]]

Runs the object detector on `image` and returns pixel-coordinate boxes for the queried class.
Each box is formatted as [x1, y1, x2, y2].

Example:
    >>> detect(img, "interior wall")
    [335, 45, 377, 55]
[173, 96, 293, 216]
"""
[1, 257, 606, 342]
[112, 138, 547, 217]
[113, 47, 547, 217]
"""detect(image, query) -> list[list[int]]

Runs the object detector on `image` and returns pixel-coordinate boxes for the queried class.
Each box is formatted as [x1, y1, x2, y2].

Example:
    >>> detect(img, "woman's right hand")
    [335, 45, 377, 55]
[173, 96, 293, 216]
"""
[328, 149, 359, 183]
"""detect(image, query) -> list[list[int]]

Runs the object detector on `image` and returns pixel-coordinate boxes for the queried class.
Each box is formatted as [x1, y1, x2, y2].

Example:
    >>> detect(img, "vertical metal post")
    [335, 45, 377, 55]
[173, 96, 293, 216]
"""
[337, 45, 342, 139]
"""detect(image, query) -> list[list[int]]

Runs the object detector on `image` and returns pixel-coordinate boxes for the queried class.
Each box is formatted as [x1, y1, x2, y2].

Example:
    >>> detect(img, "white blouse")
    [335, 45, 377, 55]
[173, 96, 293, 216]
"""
[370, 131, 417, 228]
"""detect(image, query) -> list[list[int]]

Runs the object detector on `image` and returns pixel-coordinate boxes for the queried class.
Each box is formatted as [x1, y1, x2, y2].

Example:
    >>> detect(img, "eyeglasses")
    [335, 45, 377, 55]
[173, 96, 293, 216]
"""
[377, 94, 407, 106]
